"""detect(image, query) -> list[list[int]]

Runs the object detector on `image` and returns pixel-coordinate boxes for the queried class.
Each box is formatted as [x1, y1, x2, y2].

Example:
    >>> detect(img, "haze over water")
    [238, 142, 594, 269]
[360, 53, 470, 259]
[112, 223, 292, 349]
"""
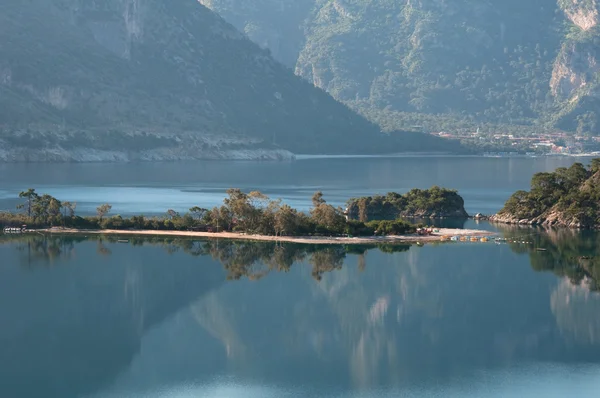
[2, 156, 600, 398]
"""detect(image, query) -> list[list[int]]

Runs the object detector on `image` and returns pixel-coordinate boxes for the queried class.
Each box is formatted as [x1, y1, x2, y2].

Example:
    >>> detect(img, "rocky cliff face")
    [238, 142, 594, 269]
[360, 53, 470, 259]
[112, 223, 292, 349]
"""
[197, 0, 312, 67]
[1, 0, 452, 160]
[551, 0, 600, 132]
[202, 0, 600, 134]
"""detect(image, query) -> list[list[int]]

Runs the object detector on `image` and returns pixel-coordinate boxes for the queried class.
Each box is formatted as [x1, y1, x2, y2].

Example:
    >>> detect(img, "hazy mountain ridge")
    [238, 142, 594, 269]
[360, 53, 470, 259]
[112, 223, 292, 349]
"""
[0, 0, 459, 161]
[202, 0, 600, 134]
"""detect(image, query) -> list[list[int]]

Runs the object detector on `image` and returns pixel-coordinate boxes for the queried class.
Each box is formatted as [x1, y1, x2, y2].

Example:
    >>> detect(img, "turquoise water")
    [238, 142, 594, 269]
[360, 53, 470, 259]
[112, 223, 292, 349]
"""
[1, 233, 600, 398]
[0, 156, 590, 215]
[2, 156, 600, 397]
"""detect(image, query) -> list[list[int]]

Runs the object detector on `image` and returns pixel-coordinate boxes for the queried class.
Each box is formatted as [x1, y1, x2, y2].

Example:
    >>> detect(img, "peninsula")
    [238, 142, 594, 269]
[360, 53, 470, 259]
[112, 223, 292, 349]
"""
[490, 159, 600, 229]
[1, 187, 493, 245]
[34, 227, 493, 245]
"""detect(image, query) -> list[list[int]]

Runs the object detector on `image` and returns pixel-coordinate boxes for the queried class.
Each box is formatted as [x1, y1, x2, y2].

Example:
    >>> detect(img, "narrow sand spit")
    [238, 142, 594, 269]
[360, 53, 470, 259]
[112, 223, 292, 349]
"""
[37, 228, 496, 245]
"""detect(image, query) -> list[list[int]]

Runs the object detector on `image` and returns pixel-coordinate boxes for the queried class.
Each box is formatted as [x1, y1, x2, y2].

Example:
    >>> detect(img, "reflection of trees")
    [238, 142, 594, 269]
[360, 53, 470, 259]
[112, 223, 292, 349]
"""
[310, 246, 346, 281]
[202, 241, 410, 281]
[496, 227, 600, 345]
[96, 240, 112, 256]
[7, 235, 81, 267]
[201, 241, 348, 281]
[1, 234, 412, 282]
[499, 226, 600, 291]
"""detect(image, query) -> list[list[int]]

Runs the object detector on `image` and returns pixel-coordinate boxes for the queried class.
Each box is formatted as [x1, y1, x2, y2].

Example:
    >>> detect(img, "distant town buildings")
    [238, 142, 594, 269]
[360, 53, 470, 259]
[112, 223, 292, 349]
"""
[431, 130, 600, 155]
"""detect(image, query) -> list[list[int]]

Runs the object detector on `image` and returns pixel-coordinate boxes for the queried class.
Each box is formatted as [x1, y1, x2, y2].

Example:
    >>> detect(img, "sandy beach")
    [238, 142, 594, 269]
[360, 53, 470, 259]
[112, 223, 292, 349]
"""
[37, 227, 496, 245]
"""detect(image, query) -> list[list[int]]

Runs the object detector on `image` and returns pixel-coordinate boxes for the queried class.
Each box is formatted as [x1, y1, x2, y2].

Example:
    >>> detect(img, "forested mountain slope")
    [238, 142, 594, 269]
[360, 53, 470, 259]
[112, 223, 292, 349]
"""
[0, 0, 458, 161]
[201, 0, 600, 135]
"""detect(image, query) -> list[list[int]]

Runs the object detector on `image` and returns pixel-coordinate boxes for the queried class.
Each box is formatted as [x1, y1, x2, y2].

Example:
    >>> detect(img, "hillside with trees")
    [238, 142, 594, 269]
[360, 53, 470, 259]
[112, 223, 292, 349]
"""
[201, 0, 600, 135]
[492, 159, 600, 228]
[0, 0, 462, 161]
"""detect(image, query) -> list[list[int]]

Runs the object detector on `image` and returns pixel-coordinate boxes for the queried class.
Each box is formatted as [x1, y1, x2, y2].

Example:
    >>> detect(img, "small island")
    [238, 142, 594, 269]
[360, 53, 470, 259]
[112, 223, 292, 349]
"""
[346, 187, 469, 220]
[1, 187, 492, 245]
[491, 159, 600, 229]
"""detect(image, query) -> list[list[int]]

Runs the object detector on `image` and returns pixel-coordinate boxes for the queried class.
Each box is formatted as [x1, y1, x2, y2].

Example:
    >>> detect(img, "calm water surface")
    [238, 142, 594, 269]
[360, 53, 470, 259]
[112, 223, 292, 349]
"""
[0, 156, 592, 215]
[1, 232, 600, 398]
[2, 156, 600, 397]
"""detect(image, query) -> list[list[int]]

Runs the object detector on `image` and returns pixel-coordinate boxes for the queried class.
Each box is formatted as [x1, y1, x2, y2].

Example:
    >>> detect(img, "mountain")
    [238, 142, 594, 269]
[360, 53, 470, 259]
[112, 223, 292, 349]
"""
[200, 0, 600, 135]
[0, 0, 462, 162]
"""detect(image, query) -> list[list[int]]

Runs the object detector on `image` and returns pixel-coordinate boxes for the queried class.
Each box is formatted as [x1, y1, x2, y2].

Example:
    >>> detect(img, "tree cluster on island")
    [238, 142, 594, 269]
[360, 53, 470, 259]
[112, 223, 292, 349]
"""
[0, 187, 468, 237]
[346, 186, 469, 221]
[493, 159, 600, 228]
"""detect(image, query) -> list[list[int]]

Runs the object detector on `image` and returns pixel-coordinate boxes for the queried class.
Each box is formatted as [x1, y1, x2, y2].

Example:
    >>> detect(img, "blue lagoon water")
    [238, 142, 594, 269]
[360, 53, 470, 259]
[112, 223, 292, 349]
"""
[0, 156, 590, 215]
[2, 156, 600, 397]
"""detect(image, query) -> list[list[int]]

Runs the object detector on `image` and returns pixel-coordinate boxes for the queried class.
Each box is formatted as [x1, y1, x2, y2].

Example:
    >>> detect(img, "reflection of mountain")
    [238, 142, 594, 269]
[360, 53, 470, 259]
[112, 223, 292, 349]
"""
[4, 234, 600, 396]
[180, 243, 600, 391]
[551, 278, 600, 346]
[0, 236, 225, 398]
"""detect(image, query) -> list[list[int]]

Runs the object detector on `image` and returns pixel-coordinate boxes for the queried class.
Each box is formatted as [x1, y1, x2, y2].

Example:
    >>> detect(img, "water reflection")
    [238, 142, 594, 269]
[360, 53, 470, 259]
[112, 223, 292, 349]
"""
[2, 232, 600, 397]
[3, 234, 410, 282]
[498, 226, 600, 291]
[496, 227, 600, 352]
[0, 235, 226, 398]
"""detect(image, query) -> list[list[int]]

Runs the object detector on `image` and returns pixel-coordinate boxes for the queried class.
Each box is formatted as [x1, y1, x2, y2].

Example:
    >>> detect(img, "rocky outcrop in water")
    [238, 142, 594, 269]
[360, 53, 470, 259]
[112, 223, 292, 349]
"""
[491, 160, 600, 229]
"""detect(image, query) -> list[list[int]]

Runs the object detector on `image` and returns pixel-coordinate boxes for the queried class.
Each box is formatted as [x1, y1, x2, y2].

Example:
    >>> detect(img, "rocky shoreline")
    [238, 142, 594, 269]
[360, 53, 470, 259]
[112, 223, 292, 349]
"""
[488, 213, 595, 229]
[0, 146, 295, 162]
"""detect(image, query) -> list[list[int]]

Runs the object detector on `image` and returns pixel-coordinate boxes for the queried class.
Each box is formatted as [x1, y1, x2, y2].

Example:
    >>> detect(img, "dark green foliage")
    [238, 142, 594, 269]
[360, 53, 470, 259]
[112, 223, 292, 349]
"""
[345, 220, 375, 237]
[204, 0, 600, 136]
[1, 188, 420, 237]
[499, 159, 600, 226]
[346, 187, 468, 220]
[365, 220, 415, 236]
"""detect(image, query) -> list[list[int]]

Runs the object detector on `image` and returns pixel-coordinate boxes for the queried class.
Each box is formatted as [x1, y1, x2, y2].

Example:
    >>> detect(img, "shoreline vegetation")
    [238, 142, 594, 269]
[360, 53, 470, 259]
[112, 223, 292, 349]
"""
[1, 187, 494, 245]
[491, 158, 600, 229]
